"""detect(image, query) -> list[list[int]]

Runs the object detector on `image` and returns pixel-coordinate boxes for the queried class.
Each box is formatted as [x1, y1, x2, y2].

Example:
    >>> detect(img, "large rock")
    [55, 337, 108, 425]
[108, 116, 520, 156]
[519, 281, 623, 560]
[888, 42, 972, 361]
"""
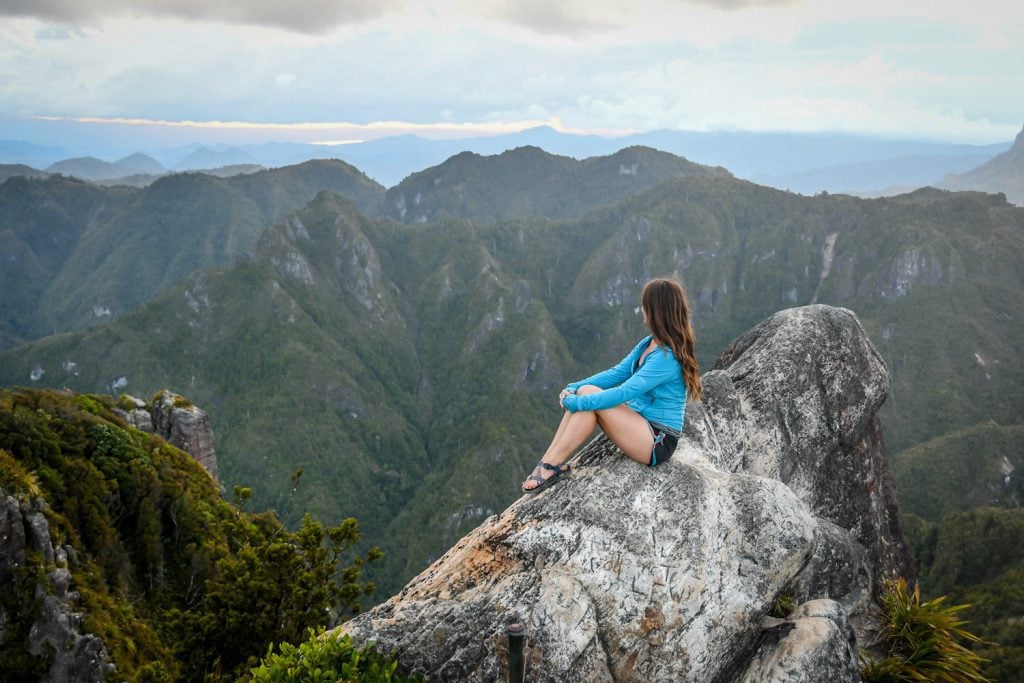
[337, 305, 912, 681]
[704, 305, 912, 591]
[740, 600, 860, 683]
[115, 390, 219, 481]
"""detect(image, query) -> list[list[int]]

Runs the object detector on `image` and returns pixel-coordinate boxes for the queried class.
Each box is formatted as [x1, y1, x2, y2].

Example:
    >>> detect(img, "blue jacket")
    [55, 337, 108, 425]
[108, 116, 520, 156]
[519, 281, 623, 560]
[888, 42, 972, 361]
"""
[562, 335, 687, 432]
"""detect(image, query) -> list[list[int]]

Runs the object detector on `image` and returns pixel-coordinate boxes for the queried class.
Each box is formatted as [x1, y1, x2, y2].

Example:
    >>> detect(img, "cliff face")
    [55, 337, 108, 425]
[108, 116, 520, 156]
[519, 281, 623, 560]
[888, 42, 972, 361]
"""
[0, 488, 114, 682]
[338, 305, 913, 681]
[114, 390, 219, 481]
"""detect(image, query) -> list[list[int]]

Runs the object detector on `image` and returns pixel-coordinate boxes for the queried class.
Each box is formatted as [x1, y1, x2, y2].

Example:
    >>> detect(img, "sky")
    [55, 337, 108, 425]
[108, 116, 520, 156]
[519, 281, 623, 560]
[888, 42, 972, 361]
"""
[0, 0, 1021, 150]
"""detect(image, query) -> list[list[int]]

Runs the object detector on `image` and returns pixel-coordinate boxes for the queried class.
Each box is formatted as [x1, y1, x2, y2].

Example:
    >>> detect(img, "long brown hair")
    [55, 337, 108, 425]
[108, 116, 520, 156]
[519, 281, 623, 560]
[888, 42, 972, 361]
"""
[642, 277, 702, 401]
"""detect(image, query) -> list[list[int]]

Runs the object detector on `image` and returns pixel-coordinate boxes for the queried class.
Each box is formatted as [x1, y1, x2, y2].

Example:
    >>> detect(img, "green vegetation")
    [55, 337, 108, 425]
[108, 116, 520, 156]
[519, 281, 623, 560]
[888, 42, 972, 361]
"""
[0, 159, 385, 348]
[0, 388, 379, 681]
[2, 155, 1022, 604]
[892, 422, 1024, 522]
[251, 629, 424, 683]
[769, 593, 796, 619]
[905, 507, 1024, 679]
[383, 145, 727, 224]
[860, 578, 988, 682]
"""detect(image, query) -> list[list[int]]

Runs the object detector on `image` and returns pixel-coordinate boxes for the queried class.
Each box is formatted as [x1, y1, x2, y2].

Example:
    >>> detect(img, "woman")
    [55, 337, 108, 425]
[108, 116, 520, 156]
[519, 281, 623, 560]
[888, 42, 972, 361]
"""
[522, 277, 702, 493]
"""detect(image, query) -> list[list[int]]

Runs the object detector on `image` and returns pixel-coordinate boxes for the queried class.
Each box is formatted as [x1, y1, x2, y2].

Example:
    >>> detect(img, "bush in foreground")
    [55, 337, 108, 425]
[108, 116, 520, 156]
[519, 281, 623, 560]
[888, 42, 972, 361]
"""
[250, 628, 425, 683]
[860, 577, 989, 682]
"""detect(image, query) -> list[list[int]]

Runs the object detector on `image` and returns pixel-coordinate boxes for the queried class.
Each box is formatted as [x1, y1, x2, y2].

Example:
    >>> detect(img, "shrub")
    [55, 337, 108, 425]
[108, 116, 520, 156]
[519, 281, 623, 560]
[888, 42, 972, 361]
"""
[860, 577, 989, 682]
[0, 448, 42, 496]
[769, 593, 796, 619]
[250, 628, 425, 683]
[0, 389, 382, 681]
[166, 513, 380, 680]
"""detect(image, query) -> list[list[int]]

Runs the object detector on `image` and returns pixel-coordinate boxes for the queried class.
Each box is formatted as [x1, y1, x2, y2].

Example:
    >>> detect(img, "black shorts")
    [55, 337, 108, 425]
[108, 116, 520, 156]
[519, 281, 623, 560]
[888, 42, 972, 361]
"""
[648, 422, 679, 468]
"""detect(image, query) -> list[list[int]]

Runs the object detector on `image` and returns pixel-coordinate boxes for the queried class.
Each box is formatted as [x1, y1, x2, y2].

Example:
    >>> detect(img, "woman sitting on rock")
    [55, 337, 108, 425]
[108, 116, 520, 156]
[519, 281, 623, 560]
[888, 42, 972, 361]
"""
[522, 277, 703, 493]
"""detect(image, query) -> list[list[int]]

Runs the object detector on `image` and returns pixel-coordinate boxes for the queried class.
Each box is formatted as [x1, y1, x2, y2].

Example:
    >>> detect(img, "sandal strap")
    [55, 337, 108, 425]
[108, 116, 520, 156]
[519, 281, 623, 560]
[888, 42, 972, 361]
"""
[540, 461, 569, 472]
[526, 470, 547, 484]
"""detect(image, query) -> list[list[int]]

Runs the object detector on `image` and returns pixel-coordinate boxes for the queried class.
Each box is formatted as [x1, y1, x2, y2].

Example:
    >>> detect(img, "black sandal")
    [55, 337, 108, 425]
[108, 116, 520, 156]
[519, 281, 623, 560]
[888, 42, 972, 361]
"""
[522, 460, 571, 494]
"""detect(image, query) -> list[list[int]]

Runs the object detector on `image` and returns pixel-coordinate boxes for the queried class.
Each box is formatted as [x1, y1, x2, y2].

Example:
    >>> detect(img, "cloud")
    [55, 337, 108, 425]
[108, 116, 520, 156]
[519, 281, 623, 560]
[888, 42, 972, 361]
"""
[273, 73, 297, 88]
[30, 114, 599, 142]
[679, 0, 798, 8]
[0, 0, 395, 34]
[1, 0, 1019, 146]
[485, 0, 617, 37]
[33, 24, 80, 39]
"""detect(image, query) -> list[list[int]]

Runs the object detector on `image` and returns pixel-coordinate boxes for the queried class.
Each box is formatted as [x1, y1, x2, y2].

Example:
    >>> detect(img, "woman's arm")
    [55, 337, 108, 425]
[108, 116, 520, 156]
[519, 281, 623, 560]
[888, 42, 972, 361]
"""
[563, 348, 677, 412]
[565, 337, 648, 392]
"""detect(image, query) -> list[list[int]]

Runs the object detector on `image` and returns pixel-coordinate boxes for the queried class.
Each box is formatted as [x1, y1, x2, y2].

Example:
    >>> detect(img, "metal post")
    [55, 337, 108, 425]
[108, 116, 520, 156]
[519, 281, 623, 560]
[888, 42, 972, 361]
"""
[507, 622, 526, 683]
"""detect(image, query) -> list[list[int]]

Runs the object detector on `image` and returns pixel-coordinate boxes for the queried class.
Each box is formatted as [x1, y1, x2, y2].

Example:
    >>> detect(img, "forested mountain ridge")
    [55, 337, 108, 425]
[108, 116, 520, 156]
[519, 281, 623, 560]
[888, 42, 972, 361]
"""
[3, 171, 1021, 599]
[0, 159, 385, 349]
[384, 144, 730, 223]
[0, 388, 379, 680]
[0, 147, 728, 351]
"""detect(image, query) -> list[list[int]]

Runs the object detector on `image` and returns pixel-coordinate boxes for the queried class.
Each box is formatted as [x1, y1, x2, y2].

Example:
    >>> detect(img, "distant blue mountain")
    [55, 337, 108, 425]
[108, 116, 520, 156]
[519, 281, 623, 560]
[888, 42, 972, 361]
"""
[0, 139, 71, 168]
[172, 146, 261, 171]
[754, 152, 998, 196]
[325, 126, 1012, 190]
[628, 129, 1009, 179]
[3, 125, 1013, 193]
[114, 152, 165, 176]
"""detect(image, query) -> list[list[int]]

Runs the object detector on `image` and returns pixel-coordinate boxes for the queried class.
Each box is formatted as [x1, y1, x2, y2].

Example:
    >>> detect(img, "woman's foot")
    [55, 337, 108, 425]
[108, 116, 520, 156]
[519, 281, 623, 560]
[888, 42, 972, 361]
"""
[521, 459, 571, 494]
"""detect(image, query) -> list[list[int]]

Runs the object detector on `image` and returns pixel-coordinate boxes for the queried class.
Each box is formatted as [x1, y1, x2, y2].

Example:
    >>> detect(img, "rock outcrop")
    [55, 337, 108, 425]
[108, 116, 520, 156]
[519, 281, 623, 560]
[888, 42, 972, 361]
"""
[0, 488, 114, 681]
[114, 390, 219, 481]
[338, 305, 913, 681]
[740, 600, 860, 682]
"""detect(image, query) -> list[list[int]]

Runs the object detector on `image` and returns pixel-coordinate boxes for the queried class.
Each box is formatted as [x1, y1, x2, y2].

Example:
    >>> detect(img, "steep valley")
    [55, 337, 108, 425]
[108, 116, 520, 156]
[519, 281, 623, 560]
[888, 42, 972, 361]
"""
[2, 159, 1022, 604]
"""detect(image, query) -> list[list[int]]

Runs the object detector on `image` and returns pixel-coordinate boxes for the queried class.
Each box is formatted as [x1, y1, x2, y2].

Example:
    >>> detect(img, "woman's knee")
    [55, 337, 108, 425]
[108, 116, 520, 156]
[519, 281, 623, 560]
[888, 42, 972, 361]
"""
[577, 384, 601, 396]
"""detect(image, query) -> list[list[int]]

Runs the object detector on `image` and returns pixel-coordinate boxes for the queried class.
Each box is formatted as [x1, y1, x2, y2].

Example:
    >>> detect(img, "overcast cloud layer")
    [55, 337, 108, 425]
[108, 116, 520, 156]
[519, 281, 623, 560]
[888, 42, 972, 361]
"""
[0, 0, 395, 34]
[0, 0, 1020, 144]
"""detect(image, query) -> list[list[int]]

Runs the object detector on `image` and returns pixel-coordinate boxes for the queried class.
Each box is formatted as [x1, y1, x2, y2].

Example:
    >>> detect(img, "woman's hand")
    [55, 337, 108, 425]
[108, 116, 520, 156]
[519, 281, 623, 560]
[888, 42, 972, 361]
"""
[559, 387, 575, 409]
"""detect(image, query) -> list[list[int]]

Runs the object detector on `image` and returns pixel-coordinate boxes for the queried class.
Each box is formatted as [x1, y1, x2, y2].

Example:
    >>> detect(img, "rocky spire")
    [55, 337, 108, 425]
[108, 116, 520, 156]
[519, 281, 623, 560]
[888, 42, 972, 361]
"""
[114, 390, 219, 482]
[337, 304, 913, 681]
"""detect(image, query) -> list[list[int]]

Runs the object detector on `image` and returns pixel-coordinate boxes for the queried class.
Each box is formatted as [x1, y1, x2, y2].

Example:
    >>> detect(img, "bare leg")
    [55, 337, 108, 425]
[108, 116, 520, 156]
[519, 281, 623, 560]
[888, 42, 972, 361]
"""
[522, 409, 598, 490]
[594, 404, 655, 464]
[523, 385, 654, 490]
[543, 410, 598, 463]
[541, 409, 576, 459]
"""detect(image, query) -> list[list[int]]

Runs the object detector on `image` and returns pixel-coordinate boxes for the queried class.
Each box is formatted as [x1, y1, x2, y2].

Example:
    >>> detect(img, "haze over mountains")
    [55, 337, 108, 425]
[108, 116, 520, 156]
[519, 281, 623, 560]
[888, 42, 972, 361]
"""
[940, 125, 1024, 204]
[2, 125, 1016, 197]
[2, 143, 1022, 607]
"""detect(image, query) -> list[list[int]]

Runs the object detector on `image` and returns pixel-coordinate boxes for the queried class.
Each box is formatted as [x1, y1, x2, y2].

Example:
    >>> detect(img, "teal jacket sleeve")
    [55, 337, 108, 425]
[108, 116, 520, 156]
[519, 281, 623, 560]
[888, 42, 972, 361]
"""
[563, 347, 677, 412]
[566, 337, 647, 392]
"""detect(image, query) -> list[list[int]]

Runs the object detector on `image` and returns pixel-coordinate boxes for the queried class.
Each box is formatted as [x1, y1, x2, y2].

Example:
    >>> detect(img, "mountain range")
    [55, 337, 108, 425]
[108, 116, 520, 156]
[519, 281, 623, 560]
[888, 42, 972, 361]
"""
[2, 125, 1015, 195]
[2, 145, 1021, 600]
[46, 153, 166, 181]
[383, 144, 729, 223]
[0, 159, 383, 349]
